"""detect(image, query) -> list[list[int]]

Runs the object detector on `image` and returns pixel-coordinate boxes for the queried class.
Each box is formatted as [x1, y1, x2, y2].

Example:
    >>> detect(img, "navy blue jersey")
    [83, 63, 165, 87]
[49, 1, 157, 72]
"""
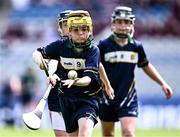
[39, 38, 101, 97]
[98, 35, 149, 103]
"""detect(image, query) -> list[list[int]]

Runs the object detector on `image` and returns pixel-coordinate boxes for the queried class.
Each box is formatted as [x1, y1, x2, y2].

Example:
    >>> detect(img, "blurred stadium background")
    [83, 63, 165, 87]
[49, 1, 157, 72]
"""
[0, 0, 180, 136]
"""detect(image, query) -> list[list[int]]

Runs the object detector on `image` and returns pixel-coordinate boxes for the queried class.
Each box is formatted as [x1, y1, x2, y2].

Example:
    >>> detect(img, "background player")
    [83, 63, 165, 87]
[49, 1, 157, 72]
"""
[33, 10, 71, 137]
[98, 6, 173, 137]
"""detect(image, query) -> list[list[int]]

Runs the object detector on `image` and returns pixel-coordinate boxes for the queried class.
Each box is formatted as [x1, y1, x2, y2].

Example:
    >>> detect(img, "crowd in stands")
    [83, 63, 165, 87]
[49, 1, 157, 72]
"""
[1, 0, 180, 44]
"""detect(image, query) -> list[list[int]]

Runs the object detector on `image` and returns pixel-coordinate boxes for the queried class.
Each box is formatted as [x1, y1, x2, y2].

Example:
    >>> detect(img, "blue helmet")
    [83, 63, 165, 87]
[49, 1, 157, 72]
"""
[57, 10, 72, 23]
[57, 10, 72, 36]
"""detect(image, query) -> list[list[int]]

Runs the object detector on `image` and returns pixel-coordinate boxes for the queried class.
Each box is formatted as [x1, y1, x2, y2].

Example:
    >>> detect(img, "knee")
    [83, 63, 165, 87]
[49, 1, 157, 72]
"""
[78, 126, 92, 137]
[103, 130, 115, 137]
[121, 128, 135, 137]
[54, 130, 68, 137]
[78, 130, 91, 137]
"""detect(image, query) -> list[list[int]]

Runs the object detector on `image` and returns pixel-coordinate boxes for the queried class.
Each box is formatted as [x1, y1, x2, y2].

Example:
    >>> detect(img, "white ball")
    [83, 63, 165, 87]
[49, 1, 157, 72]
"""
[68, 70, 78, 79]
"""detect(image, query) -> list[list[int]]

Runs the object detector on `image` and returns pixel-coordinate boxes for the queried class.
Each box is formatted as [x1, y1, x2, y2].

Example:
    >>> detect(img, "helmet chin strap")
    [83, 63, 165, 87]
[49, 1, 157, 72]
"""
[113, 32, 129, 39]
[73, 41, 88, 48]
[70, 35, 93, 49]
[112, 25, 132, 39]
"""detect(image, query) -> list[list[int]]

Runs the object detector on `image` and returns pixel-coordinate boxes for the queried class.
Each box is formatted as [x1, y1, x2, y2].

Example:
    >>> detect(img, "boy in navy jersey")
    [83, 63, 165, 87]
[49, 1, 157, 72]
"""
[48, 10, 70, 137]
[98, 6, 173, 137]
[33, 10, 71, 137]
[33, 10, 102, 137]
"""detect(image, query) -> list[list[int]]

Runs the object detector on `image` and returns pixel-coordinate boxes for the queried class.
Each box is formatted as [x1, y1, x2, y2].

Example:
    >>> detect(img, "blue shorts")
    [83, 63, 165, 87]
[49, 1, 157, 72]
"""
[99, 92, 138, 122]
[59, 95, 99, 133]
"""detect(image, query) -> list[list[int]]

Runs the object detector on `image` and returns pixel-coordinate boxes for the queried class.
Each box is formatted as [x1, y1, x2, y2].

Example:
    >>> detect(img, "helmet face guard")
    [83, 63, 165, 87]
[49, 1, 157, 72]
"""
[68, 10, 93, 48]
[111, 6, 135, 38]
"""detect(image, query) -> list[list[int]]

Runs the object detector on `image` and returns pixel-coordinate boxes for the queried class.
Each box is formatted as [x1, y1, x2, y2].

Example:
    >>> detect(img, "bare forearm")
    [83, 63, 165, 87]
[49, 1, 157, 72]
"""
[143, 63, 167, 86]
[73, 76, 91, 86]
[32, 50, 43, 68]
[143, 63, 173, 99]
[99, 63, 115, 99]
[99, 63, 111, 87]
[32, 50, 58, 75]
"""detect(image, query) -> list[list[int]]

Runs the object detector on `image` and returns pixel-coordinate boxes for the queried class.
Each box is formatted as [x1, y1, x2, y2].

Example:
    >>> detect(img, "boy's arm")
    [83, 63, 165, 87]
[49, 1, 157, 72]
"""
[99, 63, 115, 99]
[142, 63, 173, 99]
[61, 76, 91, 88]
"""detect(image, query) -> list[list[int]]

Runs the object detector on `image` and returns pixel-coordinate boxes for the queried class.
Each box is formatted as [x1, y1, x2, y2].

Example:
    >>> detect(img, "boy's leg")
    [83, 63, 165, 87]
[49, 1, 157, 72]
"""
[68, 130, 78, 137]
[101, 121, 115, 137]
[49, 111, 68, 137]
[120, 117, 137, 137]
[78, 117, 94, 137]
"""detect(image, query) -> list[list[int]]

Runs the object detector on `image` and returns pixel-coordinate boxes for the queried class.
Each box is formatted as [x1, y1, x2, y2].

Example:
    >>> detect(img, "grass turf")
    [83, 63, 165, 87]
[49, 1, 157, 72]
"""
[0, 127, 180, 137]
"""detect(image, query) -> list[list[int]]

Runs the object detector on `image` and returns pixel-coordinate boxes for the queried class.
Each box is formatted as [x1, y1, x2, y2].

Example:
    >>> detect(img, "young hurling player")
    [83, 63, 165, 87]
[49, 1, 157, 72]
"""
[33, 10, 102, 137]
[98, 6, 173, 137]
[32, 10, 71, 137]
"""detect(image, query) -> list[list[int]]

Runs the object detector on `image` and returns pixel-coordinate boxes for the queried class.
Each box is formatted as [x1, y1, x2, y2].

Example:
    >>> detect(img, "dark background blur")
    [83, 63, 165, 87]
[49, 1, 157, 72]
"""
[0, 0, 179, 129]
[1, 0, 180, 38]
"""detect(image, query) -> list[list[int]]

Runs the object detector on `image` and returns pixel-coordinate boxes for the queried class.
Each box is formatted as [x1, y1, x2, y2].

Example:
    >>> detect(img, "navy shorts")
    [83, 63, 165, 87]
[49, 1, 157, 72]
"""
[99, 92, 138, 122]
[59, 95, 99, 133]
[48, 85, 62, 112]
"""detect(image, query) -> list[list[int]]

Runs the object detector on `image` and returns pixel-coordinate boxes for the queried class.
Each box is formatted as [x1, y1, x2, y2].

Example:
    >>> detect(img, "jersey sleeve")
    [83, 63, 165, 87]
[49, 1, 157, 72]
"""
[137, 43, 149, 67]
[37, 40, 61, 60]
[83, 46, 101, 90]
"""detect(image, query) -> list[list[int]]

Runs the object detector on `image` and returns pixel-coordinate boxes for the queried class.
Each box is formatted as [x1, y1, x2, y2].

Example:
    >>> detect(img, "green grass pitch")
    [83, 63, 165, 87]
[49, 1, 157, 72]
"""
[0, 127, 180, 137]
